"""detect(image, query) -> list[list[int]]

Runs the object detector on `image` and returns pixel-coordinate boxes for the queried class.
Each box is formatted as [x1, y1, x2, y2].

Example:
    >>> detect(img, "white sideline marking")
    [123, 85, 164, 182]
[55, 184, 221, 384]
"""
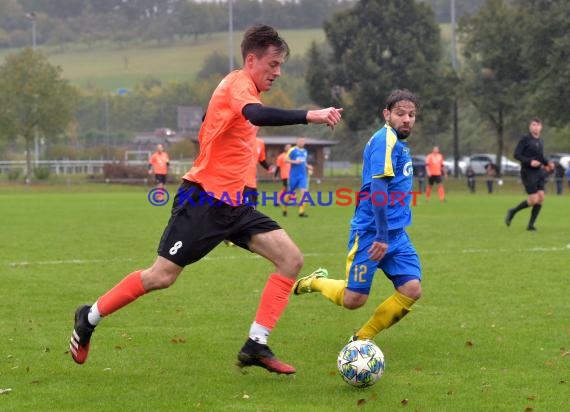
[7, 258, 135, 267]
[5, 245, 569, 267]
[425, 245, 570, 255]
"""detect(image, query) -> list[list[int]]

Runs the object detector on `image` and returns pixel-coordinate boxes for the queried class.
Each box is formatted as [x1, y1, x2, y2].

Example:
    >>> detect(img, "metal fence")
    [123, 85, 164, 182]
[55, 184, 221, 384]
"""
[0, 160, 194, 176]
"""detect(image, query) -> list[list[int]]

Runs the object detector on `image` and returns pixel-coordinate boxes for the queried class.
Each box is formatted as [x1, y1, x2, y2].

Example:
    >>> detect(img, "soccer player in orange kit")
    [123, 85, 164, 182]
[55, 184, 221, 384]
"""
[69, 24, 343, 375]
[275, 144, 292, 208]
[243, 137, 274, 206]
[148, 144, 170, 188]
[425, 146, 446, 202]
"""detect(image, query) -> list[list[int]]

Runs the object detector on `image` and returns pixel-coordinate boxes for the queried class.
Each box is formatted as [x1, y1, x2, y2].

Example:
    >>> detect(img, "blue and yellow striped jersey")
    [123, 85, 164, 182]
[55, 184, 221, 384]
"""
[351, 124, 414, 232]
[287, 146, 308, 179]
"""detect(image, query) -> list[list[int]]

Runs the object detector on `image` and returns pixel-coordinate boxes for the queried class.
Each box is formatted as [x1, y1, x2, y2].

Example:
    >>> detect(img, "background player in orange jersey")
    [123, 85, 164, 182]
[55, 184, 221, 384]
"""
[244, 136, 274, 207]
[148, 143, 170, 188]
[425, 145, 446, 202]
[274, 144, 292, 207]
[69, 24, 343, 375]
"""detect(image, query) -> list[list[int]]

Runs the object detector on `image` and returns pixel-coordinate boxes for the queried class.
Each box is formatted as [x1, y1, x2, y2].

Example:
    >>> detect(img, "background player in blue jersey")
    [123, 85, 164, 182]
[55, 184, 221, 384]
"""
[284, 137, 311, 217]
[293, 89, 422, 343]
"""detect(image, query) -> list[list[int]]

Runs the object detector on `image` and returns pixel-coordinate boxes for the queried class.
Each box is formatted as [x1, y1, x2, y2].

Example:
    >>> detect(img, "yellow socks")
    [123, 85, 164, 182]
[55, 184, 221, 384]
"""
[356, 291, 416, 340]
[312, 277, 346, 306]
[281, 194, 289, 214]
[310, 277, 417, 340]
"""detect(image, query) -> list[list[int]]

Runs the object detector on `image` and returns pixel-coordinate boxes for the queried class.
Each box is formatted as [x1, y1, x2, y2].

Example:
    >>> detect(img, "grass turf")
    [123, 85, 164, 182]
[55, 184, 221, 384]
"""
[1, 180, 569, 411]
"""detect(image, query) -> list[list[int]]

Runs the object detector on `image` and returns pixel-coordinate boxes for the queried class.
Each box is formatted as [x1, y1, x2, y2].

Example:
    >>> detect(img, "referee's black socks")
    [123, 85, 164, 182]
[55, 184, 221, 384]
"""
[528, 204, 542, 228]
[511, 200, 529, 215]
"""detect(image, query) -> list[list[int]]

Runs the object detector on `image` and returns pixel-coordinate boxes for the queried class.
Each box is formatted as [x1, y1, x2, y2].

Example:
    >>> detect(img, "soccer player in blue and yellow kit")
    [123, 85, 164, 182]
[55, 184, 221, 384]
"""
[294, 89, 422, 344]
[284, 137, 311, 217]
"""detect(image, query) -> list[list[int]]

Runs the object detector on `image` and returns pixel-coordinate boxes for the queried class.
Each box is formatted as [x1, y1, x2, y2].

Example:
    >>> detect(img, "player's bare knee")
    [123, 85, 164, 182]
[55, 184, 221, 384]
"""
[281, 250, 303, 278]
[406, 289, 422, 301]
[142, 272, 171, 290]
[343, 293, 368, 309]
[344, 301, 366, 310]
[293, 251, 304, 272]
[141, 266, 179, 290]
[398, 282, 422, 301]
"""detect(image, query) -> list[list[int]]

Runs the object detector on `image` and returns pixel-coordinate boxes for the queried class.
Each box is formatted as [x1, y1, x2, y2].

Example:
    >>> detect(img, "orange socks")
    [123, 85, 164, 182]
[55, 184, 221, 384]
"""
[438, 185, 445, 202]
[97, 270, 147, 316]
[96, 271, 294, 335]
[426, 185, 445, 202]
[254, 273, 295, 329]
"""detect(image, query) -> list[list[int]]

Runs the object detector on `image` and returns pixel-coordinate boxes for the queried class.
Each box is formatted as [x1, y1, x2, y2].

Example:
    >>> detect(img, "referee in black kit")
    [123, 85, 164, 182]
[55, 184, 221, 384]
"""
[505, 117, 554, 231]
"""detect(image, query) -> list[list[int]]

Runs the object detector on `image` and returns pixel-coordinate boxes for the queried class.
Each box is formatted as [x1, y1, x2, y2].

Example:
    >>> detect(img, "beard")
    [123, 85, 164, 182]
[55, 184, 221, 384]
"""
[387, 119, 411, 139]
[395, 128, 411, 139]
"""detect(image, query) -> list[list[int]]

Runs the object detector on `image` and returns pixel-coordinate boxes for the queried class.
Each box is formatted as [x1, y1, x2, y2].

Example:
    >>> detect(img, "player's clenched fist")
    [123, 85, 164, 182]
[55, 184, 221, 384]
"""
[307, 107, 343, 128]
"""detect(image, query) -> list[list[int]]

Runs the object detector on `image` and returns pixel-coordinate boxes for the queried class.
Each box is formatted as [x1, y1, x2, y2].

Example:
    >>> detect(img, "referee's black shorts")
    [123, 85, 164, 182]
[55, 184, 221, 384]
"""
[521, 170, 546, 194]
[157, 180, 281, 267]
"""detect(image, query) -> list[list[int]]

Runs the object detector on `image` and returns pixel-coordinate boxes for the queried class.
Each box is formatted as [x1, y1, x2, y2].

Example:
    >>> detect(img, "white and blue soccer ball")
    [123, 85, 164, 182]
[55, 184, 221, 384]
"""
[337, 339, 385, 387]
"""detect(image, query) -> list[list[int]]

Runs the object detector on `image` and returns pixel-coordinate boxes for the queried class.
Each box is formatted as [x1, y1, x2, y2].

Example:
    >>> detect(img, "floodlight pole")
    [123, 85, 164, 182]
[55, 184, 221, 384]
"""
[105, 95, 110, 158]
[451, 0, 458, 73]
[228, 0, 234, 72]
[27, 12, 39, 170]
[26, 12, 36, 50]
[451, 0, 460, 178]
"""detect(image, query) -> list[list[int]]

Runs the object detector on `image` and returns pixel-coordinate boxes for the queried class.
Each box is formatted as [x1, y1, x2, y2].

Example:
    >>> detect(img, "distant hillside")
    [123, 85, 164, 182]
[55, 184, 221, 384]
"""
[0, 29, 325, 92]
[1, 25, 458, 93]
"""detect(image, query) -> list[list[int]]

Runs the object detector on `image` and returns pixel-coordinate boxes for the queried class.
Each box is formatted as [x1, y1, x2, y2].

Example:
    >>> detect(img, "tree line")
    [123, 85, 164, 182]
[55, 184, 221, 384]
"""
[0, 0, 356, 49]
[0, 0, 487, 49]
[305, 0, 570, 170]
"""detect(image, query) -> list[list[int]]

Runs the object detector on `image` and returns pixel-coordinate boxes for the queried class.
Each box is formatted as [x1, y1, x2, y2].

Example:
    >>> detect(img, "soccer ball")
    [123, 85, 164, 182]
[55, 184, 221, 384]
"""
[337, 339, 385, 387]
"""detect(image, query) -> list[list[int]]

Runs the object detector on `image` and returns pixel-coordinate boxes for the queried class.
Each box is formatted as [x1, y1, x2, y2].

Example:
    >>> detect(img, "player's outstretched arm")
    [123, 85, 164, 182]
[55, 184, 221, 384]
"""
[243, 104, 342, 128]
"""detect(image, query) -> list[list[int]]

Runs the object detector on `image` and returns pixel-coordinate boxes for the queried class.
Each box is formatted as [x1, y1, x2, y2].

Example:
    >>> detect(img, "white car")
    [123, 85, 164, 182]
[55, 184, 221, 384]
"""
[549, 153, 570, 169]
[444, 156, 469, 176]
[559, 156, 570, 169]
[469, 154, 521, 176]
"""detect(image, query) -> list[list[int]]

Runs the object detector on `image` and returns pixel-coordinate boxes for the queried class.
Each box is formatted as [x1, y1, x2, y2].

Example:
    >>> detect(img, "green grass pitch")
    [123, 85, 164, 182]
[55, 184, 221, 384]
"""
[1, 180, 568, 411]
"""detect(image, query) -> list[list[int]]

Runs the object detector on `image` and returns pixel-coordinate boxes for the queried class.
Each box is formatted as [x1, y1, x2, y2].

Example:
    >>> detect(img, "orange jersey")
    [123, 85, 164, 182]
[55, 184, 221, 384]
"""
[183, 70, 262, 204]
[149, 151, 169, 175]
[245, 137, 266, 188]
[425, 152, 444, 176]
[276, 152, 291, 179]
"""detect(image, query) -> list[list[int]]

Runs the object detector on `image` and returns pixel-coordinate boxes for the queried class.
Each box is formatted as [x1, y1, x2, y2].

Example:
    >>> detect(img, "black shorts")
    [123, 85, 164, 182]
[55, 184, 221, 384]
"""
[154, 174, 167, 184]
[521, 170, 545, 194]
[281, 178, 288, 188]
[157, 180, 281, 267]
[428, 175, 443, 185]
